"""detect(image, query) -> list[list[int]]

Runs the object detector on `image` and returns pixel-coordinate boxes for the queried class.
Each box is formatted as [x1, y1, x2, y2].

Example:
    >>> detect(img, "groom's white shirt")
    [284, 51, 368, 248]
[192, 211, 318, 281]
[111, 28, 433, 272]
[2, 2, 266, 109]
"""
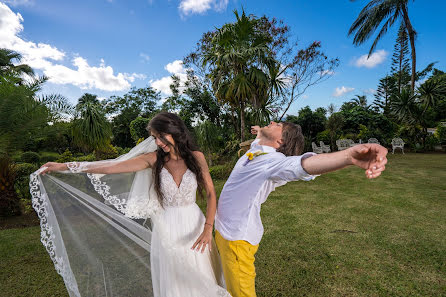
[215, 139, 317, 245]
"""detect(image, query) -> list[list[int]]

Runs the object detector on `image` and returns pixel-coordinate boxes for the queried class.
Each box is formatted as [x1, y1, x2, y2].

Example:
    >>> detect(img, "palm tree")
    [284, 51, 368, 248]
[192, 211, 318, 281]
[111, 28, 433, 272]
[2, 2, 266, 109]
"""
[348, 0, 417, 90]
[350, 94, 368, 109]
[0, 48, 34, 83]
[73, 94, 111, 152]
[202, 10, 276, 141]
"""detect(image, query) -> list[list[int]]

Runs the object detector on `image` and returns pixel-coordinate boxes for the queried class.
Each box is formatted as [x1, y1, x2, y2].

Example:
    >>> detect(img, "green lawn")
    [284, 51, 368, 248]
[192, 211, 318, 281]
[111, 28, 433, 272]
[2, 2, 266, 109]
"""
[1, 153, 445, 296]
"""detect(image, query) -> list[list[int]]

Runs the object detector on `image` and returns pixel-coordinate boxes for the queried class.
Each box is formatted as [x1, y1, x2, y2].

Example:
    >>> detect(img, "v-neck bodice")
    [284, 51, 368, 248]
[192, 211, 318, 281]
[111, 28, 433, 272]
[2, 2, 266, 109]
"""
[160, 167, 197, 207]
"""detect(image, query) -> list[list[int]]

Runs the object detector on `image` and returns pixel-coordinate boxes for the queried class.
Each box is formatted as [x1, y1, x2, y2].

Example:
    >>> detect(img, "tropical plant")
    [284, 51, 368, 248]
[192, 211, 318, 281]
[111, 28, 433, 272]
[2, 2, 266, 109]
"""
[0, 48, 34, 84]
[72, 94, 111, 152]
[348, 0, 417, 90]
[201, 10, 276, 141]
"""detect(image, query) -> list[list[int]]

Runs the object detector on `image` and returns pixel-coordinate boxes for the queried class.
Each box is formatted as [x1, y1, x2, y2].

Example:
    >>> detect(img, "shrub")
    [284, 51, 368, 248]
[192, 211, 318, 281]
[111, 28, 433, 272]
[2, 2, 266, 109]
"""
[436, 124, 446, 145]
[0, 155, 20, 216]
[316, 130, 330, 143]
[209, 163, 234, 180]
[40, 152, 61, 163]
[21, 151, 40, 164]
[57, 149, 74, 163]
[14, 163, 38, 200]
[94, 143, 118, 160]
[74, 154, 96, 162]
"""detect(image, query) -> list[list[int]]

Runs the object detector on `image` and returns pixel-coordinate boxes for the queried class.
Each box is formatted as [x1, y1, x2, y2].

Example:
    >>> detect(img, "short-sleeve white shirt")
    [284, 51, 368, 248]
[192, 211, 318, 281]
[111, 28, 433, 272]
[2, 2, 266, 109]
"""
[215, 139, 317, 245]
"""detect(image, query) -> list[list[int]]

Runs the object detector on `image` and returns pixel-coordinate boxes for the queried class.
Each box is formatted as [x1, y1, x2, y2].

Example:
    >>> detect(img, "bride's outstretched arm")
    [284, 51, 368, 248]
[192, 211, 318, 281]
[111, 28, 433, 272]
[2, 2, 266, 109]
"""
[40, 152, 157, 175]
[191, 151, 217, 253]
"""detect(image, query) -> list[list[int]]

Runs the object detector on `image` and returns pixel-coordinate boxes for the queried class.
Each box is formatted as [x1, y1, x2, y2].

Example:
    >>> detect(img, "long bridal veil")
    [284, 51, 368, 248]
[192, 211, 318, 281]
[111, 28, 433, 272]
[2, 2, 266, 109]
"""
[29, 137, 228, 297]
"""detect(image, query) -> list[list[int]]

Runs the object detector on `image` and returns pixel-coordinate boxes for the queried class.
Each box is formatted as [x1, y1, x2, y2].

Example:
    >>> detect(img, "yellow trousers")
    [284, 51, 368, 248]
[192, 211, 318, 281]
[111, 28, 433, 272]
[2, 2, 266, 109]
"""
[215, 231, 259, 297]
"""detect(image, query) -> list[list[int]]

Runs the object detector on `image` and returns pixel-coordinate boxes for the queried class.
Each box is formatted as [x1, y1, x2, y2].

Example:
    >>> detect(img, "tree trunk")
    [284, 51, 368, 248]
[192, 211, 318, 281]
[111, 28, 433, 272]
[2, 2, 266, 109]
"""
[240, 101, 245, 142]
[402, 5, 416, 91]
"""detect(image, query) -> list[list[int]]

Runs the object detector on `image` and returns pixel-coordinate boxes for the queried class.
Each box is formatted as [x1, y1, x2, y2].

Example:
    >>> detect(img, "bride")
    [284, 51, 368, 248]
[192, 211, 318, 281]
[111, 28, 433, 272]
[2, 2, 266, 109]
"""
[32, 112, 230, 297]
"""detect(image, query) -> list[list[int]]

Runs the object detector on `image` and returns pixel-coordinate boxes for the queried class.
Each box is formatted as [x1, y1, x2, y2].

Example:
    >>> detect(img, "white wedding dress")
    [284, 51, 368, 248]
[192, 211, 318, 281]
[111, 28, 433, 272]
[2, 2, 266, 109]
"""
[151, 167, 228, 297]
[30, 137, 230, 297]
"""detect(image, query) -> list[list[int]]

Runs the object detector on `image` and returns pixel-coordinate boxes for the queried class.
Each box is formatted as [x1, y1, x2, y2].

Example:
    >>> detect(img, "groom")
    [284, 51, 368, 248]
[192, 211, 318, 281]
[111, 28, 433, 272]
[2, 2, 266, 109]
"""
[214, 121, 388, 297]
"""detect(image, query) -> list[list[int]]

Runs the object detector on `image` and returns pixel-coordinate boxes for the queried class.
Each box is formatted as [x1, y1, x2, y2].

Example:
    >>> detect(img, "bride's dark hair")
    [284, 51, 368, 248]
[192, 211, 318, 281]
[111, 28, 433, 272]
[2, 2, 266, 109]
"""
[147, 112, 205, 204]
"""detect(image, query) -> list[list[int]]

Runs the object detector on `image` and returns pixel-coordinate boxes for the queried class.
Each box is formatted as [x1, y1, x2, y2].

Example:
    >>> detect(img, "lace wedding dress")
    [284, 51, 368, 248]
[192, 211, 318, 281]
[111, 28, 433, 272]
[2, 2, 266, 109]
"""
[29, 137, 230, 297]
[151, 168, 227, 297]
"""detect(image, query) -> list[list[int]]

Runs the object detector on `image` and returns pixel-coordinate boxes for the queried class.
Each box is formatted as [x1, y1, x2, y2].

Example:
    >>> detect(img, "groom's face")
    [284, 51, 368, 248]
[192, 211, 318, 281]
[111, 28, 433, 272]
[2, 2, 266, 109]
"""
[260, 122, 284, 146]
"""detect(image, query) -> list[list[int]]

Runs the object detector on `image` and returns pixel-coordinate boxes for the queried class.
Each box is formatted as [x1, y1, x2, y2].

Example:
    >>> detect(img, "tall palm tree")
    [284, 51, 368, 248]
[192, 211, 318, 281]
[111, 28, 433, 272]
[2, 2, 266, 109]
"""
[348, 0, 417, 90]
[202, 10, 276, 141]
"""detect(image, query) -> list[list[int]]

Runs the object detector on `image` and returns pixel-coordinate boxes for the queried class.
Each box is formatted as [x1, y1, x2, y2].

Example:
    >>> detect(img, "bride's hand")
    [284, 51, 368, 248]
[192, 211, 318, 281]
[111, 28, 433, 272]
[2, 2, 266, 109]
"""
[191, 225, 213, 253]
[40, 162, 68, 175]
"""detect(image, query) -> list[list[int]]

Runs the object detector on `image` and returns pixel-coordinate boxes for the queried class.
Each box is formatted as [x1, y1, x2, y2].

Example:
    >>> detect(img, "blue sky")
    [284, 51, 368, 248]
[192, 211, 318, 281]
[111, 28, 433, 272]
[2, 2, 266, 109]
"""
[1, 0, 445, 116]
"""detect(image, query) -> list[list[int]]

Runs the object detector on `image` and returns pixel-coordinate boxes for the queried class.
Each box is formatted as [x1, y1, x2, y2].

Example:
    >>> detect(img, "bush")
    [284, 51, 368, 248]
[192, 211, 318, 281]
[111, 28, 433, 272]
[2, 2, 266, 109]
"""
[21, 151, 40, 164]
[0, 155, 20, 216]
[316, 130, 330, 143]
[57, 149, 74, 163]
[94, 143, 118, 160]
[436, 124, 446, 145]
[116, 146, 131, 156]
[14, 163, 38, 200]
[209, 163, 234, 180]
[40, 152, 61, 163]
[74, 154, 96, 162]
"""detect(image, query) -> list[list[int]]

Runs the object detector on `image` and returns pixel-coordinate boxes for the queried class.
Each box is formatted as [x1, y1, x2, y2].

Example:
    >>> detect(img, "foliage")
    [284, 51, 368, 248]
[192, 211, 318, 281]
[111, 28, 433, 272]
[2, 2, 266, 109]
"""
[20, 151, 40, 164]
[39, 152, 61, 163]
[72, 94, 112, 152]
[0, 155, 20, 216]
[435, 124, 446, 145]
[14, 163, 38, 200]
[104, 87, 160, 148]
[56, 149, 74, 163]
[348, 0, 417, 90]
[391, 22, 411, 93]
[94, 144, 118, 160]
[0, 48, 35, 84]
[0, 76, 48, 154]
[316, 130, 330, 144]
[195, 121, 223, 166]
[130, 117, 151, 143]
[287, 106, 327, 150]
[209, 163, 234, 180]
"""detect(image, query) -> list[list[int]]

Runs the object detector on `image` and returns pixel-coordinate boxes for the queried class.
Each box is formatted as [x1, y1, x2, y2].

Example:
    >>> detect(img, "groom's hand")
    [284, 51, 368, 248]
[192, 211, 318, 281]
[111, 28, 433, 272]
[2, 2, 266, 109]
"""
[348, 144, 388, 179]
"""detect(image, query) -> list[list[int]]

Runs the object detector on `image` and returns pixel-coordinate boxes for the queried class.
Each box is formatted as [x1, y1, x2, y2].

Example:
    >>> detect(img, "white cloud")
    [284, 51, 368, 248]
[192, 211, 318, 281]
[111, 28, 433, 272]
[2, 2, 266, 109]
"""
[320, 69, 335, 76]
[364, 88, 376, 95]
[332, 86, 355, 97]
[1, 0, 34, 7]
[139, 52, 150, 63]
[354, 50, 388, 68]
[301, 94, 309, 99]
[179, 0, 228, 16]
[0, 3, 144, 92]
[150, 59, 188, 96]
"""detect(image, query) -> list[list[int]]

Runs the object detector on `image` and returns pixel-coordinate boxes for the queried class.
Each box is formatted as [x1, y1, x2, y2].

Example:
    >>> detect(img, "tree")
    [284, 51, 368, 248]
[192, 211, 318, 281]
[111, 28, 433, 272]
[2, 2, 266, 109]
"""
[0, 76, 48, 154]
[391, 22, 411, 93]
[348, 0, 417, 90]
[374, 75, 397, 114]
[200, 10, 277, 141]
[286, 106, 327, 150]
[103, 86, 160, 148]
[350, 94, 369, 109]
[72, 94, 111, 152]
[0, 48, 34, 84]
[277, 41, 338, 120]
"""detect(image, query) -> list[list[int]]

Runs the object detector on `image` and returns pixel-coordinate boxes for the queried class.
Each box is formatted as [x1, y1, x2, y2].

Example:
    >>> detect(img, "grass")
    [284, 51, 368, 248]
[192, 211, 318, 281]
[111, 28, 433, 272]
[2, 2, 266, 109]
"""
[1, 153, 445, 296]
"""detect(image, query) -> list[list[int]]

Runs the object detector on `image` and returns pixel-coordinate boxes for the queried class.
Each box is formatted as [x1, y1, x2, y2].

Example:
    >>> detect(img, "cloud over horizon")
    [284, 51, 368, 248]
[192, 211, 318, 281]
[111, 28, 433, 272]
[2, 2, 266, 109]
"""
[0, 2, 145, 92]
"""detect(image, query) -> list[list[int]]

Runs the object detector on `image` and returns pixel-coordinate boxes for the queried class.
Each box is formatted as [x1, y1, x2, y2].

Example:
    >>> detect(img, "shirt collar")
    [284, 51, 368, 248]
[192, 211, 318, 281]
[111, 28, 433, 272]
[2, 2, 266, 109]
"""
[260, 145, 277, 153]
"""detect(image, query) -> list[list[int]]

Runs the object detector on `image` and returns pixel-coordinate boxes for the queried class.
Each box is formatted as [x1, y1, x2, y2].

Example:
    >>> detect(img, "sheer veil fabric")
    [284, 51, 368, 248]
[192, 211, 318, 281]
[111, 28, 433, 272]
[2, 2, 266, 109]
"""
[29, 137, 229, 297]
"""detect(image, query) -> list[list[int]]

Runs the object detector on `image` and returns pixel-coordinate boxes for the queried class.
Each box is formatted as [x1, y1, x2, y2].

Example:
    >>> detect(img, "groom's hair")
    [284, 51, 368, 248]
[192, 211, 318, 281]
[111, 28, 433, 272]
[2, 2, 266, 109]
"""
[277, 122, 304, 156]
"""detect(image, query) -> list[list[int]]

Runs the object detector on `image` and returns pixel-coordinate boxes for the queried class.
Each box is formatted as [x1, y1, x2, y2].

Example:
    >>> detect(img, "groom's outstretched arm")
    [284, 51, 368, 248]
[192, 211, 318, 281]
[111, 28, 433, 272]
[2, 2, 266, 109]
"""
[301, 144, 388, 179]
